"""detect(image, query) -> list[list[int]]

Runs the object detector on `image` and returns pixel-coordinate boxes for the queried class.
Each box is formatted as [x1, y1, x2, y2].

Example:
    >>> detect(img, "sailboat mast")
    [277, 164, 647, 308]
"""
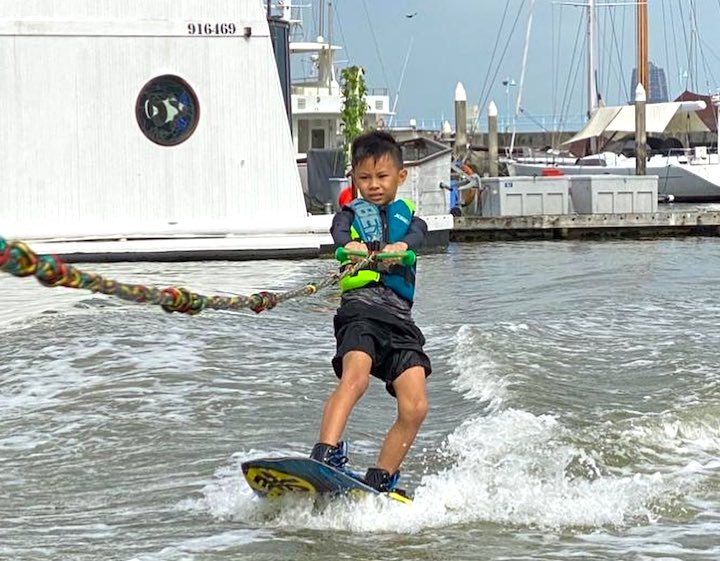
[327, 1, 334, 95]
[636, 0, 649, 92]
[587, 0, 598, 117]
[318, 0, 325, 38]
[510, 0, 535, 155]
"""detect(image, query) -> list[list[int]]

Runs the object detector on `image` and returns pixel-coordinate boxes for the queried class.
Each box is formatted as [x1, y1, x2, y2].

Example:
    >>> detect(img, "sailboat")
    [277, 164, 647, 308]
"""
[507, 0, 720, 202]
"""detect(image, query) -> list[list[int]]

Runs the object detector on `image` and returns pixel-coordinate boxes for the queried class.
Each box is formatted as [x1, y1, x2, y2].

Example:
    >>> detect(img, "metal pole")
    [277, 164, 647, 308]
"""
[327, 1, 333, 95]
[502, 77, 514, 133]
[716, 98, 720, 157]
[388, 36, 414, 128]
[510, 0, 535, 156]
[505, 81, 510, 133]
[587, 0, 598, 153]
[319, 0, 324, 38]
[587, 0, 597, 116]
[637, 0, 649, 92]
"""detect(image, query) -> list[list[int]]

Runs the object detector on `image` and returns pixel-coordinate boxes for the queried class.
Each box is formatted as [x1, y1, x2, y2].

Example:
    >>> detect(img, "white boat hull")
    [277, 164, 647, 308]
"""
[10, 214, 453, 262]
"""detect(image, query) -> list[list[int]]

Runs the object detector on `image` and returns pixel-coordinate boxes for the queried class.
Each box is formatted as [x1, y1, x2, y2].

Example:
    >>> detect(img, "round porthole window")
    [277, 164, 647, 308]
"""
[135, 75, 199, 146]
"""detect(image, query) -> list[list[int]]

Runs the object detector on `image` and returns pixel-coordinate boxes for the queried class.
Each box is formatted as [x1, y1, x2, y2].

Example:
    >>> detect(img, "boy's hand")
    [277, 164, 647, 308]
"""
[381, 242, 409, 264]
[382, 242, 408, 253]
[345, 241, 368, 262]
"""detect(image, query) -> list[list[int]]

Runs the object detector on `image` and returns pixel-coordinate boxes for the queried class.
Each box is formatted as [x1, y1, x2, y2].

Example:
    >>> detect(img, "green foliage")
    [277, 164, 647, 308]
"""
[340, 66, 368, 164]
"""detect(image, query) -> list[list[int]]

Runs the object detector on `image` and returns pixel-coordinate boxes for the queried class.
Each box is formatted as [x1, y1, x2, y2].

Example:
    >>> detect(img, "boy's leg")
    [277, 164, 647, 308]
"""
[318, 350, 372, 445]
[374, 365, 428, 474]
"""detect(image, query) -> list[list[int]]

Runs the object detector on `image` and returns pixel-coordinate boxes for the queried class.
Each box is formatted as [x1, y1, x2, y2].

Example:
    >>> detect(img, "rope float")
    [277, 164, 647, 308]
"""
[0, 236, 415, 316]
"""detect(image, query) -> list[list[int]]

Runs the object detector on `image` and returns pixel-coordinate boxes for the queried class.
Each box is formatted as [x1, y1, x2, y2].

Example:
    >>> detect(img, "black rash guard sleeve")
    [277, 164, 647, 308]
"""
[401, 215, 428, 251]
[330, 207, 355, 247]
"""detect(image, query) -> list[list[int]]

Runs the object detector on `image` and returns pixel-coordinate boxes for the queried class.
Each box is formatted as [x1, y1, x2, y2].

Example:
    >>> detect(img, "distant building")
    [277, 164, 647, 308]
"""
[630, 61, 669, 102]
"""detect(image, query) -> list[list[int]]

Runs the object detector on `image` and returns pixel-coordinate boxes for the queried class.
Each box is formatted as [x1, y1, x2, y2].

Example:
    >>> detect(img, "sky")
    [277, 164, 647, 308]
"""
[292, 0, 720, 130]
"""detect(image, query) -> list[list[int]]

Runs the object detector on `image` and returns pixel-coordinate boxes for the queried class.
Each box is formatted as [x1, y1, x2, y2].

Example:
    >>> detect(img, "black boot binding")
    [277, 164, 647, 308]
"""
[363, 467, 408, 497]
[310, 441, 349, 470]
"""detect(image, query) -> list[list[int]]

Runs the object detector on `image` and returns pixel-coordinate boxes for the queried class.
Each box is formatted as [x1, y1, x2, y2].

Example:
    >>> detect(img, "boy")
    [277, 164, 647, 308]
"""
[310, 130, 431, 493]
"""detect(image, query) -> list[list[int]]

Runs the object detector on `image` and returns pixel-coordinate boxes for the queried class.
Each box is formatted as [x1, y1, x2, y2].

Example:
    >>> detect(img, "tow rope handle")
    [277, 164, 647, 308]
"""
[334, 247, 417, 266]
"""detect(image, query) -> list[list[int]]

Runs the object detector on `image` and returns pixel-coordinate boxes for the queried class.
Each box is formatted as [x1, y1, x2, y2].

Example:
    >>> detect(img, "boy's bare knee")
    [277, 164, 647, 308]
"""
[338, 369, 370, 396]
[399, 397, 428, 427]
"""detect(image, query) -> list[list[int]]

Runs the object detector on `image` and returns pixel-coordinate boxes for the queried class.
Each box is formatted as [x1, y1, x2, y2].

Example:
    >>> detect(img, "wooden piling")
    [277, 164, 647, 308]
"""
[454, 82, 467, 159]
[488, 101, 499, 177]
[635, 83, 647, 176]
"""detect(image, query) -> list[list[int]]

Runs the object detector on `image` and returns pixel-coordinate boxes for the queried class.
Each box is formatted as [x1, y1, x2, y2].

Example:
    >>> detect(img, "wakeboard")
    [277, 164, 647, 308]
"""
[241, 457, 412, 504]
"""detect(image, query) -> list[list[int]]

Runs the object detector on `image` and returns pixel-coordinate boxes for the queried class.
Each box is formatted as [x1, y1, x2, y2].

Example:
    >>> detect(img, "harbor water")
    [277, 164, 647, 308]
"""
[1, 239, 720, 560]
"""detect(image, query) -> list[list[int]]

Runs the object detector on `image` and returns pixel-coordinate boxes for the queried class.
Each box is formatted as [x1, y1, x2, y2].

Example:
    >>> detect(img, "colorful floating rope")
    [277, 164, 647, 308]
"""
[0, 236, 378, 315]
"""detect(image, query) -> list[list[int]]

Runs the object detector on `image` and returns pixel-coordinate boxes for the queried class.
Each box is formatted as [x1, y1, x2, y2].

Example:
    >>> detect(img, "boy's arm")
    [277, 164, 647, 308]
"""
[331, 208, 368, 258]
[401, 215, 428, 251]
[330, 207, 354, 247]
[383, 215, 427, 254]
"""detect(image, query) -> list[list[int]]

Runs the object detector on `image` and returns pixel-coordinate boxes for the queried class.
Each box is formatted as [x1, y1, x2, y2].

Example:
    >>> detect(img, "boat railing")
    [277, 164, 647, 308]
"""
[290, 77, 388, 95]
[647, 147, 689, 159]
[491, 114, 587, 134]
[647, 146, 717, 158]
[390, 118, 445, 131]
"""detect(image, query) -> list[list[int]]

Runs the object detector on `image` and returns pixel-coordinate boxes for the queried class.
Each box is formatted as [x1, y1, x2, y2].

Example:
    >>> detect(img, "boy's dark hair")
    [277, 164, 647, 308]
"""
[351, 130, 404, 170]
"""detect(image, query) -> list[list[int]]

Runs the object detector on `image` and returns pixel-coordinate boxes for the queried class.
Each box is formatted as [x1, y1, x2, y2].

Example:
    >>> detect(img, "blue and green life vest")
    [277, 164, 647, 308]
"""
[339, 198, 417, 302]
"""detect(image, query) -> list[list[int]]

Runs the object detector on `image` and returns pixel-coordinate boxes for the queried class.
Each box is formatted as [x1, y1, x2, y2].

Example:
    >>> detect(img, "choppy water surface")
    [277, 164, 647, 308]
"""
[2, 239, 720, 561]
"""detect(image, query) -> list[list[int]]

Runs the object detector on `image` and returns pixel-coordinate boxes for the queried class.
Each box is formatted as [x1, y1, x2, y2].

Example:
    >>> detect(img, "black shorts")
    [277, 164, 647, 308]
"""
[332, 301, 432, 397]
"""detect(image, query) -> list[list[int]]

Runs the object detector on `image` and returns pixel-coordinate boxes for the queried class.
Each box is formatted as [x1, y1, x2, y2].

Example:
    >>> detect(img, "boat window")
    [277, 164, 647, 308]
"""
[311, 128, 326, 149]
[135, 75, 199, 146]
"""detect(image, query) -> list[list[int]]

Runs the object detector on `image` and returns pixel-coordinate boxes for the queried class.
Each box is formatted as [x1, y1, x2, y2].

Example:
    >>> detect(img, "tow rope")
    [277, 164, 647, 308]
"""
[0, 237, 414, 315]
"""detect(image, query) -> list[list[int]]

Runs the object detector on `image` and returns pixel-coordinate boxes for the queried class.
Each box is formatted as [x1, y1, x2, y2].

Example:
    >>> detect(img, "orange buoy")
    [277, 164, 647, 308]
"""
[338, 185, 353, 208]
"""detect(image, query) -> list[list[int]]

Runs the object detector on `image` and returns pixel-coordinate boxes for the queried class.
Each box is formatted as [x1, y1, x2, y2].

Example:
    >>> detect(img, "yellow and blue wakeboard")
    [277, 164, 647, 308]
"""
[241, 457, 412, 504]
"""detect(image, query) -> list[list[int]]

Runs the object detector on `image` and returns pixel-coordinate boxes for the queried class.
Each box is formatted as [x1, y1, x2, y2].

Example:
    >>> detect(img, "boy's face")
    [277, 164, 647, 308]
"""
[352, 155, 407, 206]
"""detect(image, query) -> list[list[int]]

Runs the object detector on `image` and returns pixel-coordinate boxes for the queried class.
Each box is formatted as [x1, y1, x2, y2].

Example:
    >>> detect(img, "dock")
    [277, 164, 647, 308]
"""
[451, 211, 720, 241]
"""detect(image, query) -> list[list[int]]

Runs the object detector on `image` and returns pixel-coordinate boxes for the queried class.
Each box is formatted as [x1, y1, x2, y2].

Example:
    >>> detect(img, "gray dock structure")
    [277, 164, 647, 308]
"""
[452, 211, 720, 241]
[449, 174, 720, 241]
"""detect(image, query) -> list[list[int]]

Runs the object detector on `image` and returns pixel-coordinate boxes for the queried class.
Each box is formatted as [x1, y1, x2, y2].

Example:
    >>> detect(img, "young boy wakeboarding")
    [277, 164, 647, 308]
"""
[310, 130, 432, 493]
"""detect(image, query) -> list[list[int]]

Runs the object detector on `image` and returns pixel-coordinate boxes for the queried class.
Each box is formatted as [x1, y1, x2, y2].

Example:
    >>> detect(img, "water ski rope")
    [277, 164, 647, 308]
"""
[0, 236, 415, 315]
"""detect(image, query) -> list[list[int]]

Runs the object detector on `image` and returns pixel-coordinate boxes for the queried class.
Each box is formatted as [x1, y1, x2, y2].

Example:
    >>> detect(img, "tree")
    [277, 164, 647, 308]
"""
[340, 66, 367, 167]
